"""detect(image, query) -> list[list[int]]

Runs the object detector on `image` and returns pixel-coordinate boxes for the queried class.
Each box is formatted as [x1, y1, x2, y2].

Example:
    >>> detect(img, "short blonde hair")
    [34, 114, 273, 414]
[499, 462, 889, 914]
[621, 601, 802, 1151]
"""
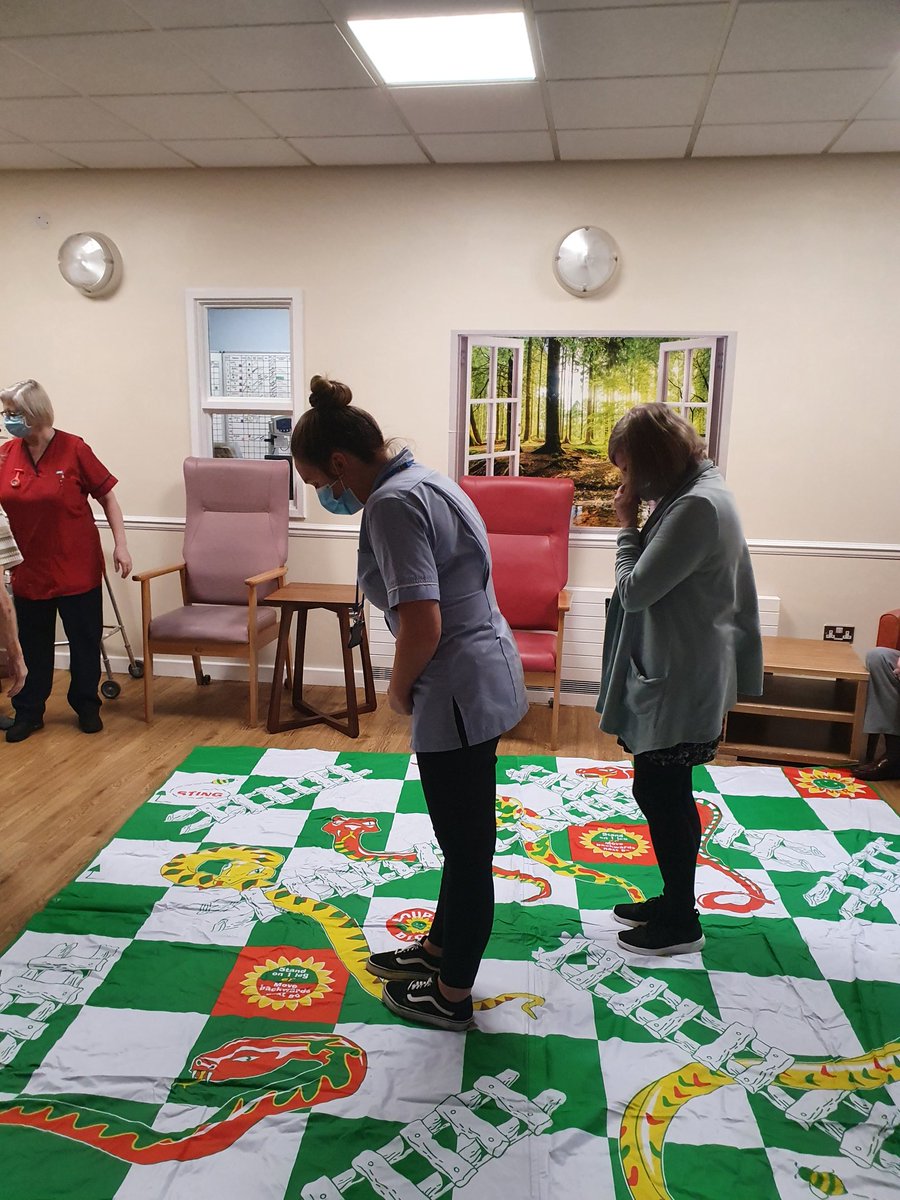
[0, 380, 54, 428]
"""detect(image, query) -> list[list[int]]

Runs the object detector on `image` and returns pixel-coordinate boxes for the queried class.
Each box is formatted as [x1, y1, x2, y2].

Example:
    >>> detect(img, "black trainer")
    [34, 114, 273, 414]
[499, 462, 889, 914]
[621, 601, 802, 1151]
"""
[382, 975, 473, 1032]
[366, 939, 441, 981]
[612, 895, 667, 928]
[6, 718, 43, 744]
[78, 711, 104, 735]
[618, 913, 705, 957]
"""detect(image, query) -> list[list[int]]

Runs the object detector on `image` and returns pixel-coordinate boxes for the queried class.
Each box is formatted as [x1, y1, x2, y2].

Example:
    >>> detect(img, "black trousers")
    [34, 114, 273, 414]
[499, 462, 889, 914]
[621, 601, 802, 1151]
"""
[416, 730, 501, 990]
[631, 754, 702, 924]
[13, 587, 103, 723]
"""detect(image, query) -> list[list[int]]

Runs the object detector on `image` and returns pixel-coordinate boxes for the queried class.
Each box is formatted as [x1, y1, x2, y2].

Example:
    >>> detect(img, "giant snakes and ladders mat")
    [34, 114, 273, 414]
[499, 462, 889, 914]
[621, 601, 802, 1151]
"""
[0, 748, 899, 1200]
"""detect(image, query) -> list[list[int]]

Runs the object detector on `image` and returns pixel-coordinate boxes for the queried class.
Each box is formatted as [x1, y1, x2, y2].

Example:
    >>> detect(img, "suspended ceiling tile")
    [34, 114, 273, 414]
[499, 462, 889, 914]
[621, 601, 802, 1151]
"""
[240, 88, 405, 137]
[170, 24, 374, 91]
[831, 119, 900, 153]
[706, 69, 887, 124]
[0, 143, 81, 167]
[98, 94, 272, 140]
[693, 121, 844, 157]
[558, 126, 690, 159]
[537, 4, 729, 80]
[0, 96, 149, 140]
[549, 75, 706, 129]
[128, 0, 329, 27]
[857, 69, 900, 119]
[8, 32, 224, 95]
[43, 139, 195, 167]
[164, 137, 309, 166]
[0, 125, 25, 142]
[289, 134, 428, 165]
[391, 83, 547, 135]
[720, 0, 900, 73]
[421, 130, 554, 163]
[0, 1, 150, 36]
[0, 45, 76, 98]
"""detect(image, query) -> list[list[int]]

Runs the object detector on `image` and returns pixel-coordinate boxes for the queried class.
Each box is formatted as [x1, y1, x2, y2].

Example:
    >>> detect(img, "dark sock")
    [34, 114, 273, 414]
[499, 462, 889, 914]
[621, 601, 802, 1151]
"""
[884, 734, 900, 764]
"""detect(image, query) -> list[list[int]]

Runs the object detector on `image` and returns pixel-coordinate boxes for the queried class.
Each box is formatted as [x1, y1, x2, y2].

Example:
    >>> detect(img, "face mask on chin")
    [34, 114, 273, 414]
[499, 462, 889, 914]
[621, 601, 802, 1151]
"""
[316, 479, 363, 516]
[3, 414, 30, 439]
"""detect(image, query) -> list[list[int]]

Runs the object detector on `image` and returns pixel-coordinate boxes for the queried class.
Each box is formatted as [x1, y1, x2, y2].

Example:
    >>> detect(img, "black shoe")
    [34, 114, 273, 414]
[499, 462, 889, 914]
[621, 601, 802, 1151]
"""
[78, 711, 104, 734]
[613, 895, 667, 928]
[366, 939, 442, 981]
[618, 913, 705, 957]
[853, 756, 900, 782]
[0, 714, 12, 731]
[6, 718, 44, 744]
[382, 975, 473, 1032]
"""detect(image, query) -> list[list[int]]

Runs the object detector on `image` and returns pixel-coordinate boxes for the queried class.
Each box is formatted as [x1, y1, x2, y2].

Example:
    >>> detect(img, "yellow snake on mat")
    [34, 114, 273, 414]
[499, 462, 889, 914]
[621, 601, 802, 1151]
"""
[619, 1042, 900, 1200]
[161, 846, 543, 1019]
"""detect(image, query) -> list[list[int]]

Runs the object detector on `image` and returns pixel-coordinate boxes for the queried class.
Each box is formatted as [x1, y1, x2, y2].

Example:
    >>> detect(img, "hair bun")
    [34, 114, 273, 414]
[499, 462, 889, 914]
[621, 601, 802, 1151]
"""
[309, 375, 352, 410]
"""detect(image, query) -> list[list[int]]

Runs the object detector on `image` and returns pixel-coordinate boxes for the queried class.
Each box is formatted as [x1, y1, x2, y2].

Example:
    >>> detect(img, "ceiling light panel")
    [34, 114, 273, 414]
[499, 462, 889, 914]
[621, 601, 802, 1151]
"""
[349, 12, 536, 86]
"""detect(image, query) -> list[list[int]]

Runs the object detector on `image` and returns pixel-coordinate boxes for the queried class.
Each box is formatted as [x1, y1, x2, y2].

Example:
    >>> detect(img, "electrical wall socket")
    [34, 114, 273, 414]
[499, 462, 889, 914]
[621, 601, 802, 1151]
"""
[824, 625, 854, 642]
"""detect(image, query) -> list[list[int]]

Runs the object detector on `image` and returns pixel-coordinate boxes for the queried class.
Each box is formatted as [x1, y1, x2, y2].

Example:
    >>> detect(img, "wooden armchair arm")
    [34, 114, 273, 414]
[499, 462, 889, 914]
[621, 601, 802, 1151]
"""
[245, 566, 288, 589]
[558, 589, 572, 614]
[132, 562, 186, 583]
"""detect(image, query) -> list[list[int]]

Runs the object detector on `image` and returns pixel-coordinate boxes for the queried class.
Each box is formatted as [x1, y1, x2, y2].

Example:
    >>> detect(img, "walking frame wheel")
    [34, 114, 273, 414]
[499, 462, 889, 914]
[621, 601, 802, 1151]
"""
[100, 680, 121, 700]
[128, 661, 144, 680]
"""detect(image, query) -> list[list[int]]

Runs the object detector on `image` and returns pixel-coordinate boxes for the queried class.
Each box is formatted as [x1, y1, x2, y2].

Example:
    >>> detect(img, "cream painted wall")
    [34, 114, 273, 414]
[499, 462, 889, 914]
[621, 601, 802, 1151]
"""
[1, 155, 898, 678]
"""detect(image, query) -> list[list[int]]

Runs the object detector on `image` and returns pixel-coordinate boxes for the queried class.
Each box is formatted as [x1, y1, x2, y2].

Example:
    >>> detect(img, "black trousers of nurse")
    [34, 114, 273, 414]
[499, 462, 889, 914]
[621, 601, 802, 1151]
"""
[416, 727, 500, 990]
[631, 753, 702, 923]
[12, 587, 103, 723]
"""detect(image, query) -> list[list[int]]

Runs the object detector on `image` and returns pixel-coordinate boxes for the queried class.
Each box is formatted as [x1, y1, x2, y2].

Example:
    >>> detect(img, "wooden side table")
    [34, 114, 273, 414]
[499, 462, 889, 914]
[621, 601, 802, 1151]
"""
[264, 583, 377, 737]
[721, 636, 869, 765]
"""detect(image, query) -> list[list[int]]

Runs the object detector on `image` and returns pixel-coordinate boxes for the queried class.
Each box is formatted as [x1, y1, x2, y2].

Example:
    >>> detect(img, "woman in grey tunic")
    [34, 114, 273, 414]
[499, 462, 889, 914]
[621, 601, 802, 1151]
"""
[597, 403, 763, 956]
[291, 376, 527, 1031]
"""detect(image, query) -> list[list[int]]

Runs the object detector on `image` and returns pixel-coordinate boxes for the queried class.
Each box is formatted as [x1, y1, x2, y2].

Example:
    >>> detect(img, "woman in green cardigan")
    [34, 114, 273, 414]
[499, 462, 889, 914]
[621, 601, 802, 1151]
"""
[598, 403, 763, 957]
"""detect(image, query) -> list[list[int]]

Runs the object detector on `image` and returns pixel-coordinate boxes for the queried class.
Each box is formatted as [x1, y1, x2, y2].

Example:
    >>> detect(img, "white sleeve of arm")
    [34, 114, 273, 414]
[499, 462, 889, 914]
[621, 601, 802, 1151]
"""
[615, 496, 719, 612]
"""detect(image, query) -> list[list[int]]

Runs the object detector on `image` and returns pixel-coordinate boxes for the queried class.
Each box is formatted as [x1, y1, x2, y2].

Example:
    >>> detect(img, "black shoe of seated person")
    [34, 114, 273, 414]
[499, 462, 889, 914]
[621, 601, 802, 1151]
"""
[617, 911, 705, 956]
[6, 718, 44, 744]
[0, 714, 12, 731]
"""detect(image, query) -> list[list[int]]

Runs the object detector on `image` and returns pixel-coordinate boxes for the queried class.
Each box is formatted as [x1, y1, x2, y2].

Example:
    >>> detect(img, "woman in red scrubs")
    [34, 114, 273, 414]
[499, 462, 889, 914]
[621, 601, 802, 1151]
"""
[0, 380, 132, 743]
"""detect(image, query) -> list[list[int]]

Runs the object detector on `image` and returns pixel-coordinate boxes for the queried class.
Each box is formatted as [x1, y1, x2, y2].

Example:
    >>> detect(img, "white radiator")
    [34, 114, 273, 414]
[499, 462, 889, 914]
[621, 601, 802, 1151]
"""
[367, 589, 780, 708]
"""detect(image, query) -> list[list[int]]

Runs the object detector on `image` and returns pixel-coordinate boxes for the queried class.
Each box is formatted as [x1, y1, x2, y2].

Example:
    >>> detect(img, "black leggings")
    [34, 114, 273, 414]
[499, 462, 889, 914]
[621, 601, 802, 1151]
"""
[416, 732, 500, 990]
[631, 754, 702, 923]
[13, 587, 103, 723]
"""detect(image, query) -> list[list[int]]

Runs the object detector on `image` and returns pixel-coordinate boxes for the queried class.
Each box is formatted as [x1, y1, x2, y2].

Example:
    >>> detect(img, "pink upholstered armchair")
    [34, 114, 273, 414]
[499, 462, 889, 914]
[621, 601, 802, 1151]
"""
[459, 475, 574, 748]
[133, 457, 291, 725]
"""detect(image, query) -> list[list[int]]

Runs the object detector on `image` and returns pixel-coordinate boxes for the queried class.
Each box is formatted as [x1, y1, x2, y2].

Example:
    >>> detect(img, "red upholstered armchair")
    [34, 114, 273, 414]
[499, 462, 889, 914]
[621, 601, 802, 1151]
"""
[459, 475, 574, 748]
[877, 609, 900, 650]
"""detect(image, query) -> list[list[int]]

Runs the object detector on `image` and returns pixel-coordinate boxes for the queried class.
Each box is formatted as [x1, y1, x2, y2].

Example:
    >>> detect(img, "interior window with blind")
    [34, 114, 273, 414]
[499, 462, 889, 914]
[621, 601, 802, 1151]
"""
[187, 292, 304, 514]
[457, 333, 731, 528]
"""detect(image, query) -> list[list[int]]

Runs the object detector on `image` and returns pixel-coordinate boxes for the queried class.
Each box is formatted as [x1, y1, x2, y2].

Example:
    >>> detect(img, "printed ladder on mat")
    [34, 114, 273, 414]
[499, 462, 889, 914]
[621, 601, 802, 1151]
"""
[0, 749, 898, 1200]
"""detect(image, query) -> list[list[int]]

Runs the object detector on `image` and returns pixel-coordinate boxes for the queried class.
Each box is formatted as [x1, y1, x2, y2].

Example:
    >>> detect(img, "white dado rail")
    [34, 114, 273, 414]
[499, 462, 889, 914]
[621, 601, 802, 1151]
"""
[367, 589, 781, 708]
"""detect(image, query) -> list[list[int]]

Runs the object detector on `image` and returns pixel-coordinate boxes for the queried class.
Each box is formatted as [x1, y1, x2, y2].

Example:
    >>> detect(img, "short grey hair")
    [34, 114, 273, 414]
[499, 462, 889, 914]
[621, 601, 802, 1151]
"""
[0, 380, 54, 428]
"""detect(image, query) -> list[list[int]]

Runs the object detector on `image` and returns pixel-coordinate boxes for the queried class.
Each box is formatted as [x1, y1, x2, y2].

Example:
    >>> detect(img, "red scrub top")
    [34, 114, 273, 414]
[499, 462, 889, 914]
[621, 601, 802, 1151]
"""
[0, 431, 117, 600]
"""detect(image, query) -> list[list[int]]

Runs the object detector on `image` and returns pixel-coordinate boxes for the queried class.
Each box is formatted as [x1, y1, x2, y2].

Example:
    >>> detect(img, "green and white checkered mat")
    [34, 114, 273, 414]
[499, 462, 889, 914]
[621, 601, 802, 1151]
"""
[0, 748, 898, 1200]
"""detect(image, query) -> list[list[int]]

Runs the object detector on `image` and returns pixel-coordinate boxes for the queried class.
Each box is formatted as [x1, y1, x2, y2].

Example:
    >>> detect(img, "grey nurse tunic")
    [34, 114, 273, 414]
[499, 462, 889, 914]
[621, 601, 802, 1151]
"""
[358, 449, 528, 753]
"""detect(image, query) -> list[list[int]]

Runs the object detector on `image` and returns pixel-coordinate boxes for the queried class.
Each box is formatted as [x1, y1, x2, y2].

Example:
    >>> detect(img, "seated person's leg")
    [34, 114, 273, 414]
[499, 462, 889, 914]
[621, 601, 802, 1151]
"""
[855, 647, 900, 780]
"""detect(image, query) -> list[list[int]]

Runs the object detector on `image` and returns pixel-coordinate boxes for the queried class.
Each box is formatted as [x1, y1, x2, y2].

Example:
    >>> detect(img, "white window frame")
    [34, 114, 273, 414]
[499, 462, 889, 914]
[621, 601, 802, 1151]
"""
[655, 337, 723, 458]
[456, 336, 525, 479]
[186, 288, 305, 518]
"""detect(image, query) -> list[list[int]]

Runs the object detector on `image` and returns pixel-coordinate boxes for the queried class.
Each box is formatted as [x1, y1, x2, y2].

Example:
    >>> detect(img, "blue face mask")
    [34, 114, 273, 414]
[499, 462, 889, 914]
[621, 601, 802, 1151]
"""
[316, 479, 363, 516]
[3, 414, 30, 439]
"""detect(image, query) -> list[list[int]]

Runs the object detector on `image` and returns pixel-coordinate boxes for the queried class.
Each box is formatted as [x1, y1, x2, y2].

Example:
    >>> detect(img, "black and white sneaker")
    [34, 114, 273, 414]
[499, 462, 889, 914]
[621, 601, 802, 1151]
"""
[366, 939, 441, 982]
[381, 975, 474, 1032]
[612, 895, 667, 928]
[617, 913, 705, 957]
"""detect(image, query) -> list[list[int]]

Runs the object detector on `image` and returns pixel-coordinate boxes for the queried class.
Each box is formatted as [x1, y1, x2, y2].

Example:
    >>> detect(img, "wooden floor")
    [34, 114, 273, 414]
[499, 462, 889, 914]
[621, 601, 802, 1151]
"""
[2, 671, 897, 954]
